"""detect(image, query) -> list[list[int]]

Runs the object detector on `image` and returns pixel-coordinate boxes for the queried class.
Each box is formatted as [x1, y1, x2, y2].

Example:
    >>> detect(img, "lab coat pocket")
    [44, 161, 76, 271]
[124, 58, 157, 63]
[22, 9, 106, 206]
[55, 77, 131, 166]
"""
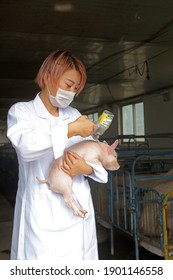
[34, 192, 54, 231]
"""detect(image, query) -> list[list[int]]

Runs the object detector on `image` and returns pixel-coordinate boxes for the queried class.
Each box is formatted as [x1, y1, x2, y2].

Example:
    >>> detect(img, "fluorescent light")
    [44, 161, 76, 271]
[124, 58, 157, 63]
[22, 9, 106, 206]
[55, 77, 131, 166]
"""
[54, 3, 74, 12]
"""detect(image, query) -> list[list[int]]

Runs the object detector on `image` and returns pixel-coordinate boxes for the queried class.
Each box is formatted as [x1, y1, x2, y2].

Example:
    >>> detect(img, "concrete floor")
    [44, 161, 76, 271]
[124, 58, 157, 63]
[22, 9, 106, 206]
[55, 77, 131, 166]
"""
[0, 193, 163, 260]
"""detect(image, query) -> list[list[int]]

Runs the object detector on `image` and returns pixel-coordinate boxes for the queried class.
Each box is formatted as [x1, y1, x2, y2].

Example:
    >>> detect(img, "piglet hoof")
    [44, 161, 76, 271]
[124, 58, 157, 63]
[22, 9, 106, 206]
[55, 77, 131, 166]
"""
[76, 208, 88, 218]
[64, 198, 87, 218]
[72, 205, 87, 218]
[81, 209, 87, 216]
[75, 210, 86, 218]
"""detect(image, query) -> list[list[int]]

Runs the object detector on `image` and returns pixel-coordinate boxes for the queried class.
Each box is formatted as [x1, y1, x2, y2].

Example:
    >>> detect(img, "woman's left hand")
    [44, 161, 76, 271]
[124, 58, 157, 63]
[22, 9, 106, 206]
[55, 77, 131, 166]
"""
[61, 151, 93, 177]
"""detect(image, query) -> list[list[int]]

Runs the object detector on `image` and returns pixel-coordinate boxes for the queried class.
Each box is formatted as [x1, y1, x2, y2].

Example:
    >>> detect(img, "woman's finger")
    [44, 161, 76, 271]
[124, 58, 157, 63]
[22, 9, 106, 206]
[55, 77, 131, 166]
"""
[67, 150, 81, 159]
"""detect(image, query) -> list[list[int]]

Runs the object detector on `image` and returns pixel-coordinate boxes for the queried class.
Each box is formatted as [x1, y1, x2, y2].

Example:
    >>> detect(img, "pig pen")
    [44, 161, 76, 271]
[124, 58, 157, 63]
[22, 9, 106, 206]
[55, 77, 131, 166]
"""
[90, 147, 173, 259]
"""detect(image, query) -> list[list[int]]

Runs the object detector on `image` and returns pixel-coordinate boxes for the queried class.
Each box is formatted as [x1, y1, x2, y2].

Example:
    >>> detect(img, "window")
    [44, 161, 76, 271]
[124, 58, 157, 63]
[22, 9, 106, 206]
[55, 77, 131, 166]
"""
[122, 102, 145, 142]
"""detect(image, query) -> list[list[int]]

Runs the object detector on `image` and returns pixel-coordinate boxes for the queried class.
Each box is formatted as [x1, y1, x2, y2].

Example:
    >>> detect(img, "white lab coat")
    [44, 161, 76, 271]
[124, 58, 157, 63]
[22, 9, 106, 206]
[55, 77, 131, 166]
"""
[7, 93, 108, 260]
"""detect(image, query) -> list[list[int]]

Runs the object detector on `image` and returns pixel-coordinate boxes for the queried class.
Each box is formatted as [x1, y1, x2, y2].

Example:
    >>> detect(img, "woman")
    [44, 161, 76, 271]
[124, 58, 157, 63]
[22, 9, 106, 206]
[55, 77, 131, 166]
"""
[7, 50, 108, 260]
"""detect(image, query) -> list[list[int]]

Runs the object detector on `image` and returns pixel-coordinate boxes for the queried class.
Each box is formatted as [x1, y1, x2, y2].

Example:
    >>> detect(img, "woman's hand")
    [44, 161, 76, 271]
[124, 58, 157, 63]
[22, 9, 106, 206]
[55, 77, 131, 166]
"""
[61, 150, 93, 177]
[68, 115, 97, 138]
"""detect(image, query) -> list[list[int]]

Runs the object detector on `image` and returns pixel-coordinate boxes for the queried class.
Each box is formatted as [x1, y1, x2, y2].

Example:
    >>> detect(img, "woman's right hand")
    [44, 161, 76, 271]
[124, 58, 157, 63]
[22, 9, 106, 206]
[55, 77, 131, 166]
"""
[68, 115, 97, 138]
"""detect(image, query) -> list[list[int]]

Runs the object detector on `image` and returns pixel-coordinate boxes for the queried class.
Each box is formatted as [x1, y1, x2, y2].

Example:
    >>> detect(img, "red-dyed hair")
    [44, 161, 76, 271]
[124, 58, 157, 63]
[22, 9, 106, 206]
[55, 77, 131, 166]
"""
[35, 50, 87, 94]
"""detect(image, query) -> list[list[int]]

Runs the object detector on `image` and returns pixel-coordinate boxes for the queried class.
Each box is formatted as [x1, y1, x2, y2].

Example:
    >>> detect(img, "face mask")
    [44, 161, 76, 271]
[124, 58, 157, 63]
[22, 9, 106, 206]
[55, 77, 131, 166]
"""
[47, 86, 76, 108]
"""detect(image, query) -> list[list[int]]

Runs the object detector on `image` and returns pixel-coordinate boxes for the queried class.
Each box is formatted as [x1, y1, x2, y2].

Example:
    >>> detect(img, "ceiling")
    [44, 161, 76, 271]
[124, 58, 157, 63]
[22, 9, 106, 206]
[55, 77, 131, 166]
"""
[1, 0, 173, 118]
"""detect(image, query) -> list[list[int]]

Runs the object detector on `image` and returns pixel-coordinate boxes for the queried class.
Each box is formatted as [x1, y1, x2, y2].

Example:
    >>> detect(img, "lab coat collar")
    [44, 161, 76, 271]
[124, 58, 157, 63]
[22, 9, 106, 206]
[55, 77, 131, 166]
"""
[33, 93, 70, 120]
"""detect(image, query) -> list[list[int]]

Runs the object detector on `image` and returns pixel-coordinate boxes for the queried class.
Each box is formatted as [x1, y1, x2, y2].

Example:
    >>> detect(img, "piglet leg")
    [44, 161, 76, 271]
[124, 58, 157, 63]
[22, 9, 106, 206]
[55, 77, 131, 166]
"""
[64, 194, 87, 218]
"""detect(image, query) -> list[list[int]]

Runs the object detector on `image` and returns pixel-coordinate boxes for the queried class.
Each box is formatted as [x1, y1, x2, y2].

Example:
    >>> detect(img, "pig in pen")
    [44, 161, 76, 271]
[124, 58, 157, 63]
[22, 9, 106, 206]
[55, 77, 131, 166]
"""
[135, 173, 173, 258]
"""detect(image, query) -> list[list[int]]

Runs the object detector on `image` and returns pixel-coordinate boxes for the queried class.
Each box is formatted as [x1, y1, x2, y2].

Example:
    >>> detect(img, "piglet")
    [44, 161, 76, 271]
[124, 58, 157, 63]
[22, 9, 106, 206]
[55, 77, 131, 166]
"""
[36, 139, 119, 217]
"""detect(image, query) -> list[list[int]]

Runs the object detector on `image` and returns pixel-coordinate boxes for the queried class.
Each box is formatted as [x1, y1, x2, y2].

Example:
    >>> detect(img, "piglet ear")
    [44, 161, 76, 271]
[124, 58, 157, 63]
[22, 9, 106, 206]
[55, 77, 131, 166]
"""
[107, 139, 118, 153]
[111, 139, 118, 150]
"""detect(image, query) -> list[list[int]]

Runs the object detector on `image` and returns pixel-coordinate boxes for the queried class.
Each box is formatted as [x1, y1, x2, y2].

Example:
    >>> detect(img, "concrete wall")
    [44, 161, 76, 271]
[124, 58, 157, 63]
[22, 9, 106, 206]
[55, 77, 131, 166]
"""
[143, 91, 173, 148]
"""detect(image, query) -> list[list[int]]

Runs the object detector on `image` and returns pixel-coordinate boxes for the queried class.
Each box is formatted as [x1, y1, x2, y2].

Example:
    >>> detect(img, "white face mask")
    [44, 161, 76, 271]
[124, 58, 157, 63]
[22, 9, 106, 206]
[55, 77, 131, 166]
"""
[47, 86, 76, 108]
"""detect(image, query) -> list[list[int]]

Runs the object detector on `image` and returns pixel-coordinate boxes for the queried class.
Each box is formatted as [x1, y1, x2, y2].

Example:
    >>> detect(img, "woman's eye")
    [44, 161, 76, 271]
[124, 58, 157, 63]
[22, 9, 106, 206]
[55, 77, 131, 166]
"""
[65, 83, 78, 92]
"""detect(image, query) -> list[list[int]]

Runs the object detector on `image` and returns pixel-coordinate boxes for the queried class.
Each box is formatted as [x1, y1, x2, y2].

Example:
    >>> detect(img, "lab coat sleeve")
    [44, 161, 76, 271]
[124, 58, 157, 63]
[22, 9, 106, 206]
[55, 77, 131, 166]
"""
[50, 124, 68, 158]
[7, 102, 68, 161]
[85, 161, 108, 183]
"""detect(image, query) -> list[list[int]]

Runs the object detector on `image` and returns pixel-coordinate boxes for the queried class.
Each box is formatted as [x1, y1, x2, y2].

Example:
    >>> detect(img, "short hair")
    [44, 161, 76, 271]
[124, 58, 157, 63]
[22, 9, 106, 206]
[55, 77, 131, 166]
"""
[35, 50, 87, 94]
